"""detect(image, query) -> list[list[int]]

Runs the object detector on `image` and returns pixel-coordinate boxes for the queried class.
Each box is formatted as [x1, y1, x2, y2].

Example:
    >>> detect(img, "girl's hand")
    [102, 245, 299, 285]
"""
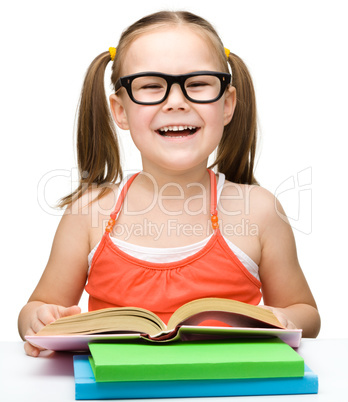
[24, 304, 81, 357]
[260, 305, 297, 330]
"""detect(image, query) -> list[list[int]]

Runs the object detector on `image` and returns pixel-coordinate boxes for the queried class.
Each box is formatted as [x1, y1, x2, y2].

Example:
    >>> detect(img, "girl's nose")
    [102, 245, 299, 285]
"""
[162, 83, 190, 111]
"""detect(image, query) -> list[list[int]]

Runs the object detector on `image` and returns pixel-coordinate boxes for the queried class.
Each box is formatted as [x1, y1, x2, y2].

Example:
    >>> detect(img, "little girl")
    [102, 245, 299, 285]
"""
[18, 11, 320, 357]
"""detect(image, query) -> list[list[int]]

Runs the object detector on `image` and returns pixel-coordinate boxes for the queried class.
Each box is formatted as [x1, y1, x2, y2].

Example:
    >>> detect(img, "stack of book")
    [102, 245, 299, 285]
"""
[73, 339, 318, 399]
[24, 297, 318, 399]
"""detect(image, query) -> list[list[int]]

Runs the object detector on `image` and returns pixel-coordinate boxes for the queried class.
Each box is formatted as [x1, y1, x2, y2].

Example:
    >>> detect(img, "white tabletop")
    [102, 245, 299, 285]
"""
[1, 339, 347, 401]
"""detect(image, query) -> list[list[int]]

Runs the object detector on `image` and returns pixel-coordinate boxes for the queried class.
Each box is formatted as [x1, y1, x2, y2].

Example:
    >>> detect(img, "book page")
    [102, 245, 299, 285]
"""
[36, 307, 167, 336]
[167, 298, 285, 330]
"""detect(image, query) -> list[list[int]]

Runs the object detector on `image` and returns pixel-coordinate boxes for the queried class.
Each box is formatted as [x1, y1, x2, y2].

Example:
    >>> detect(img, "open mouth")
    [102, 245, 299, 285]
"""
[156, 125, 198, 138]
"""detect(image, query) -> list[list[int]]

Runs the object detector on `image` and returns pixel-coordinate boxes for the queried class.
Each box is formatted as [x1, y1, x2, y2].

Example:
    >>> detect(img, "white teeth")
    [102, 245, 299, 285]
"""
[158, 125, 197, 133]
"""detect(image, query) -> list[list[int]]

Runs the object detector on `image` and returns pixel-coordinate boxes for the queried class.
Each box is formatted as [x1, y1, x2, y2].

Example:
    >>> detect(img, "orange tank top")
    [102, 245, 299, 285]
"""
[85, 170, 262, 324]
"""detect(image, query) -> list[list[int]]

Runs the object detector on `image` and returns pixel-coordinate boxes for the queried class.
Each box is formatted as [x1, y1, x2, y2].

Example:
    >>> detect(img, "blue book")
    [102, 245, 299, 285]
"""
[73, 355, 318, 400]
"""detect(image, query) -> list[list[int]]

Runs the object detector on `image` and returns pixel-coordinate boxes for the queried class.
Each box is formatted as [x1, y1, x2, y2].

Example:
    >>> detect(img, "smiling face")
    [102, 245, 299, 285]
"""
[110, 25, 235, 175]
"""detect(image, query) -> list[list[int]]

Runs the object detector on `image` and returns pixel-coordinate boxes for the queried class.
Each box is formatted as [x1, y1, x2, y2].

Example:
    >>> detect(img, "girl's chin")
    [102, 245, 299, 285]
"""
[144, 154, 208, 174]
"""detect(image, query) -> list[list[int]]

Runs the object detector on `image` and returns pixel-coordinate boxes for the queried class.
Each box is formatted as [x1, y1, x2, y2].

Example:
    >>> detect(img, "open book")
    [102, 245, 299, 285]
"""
[26, 298, 302, 350]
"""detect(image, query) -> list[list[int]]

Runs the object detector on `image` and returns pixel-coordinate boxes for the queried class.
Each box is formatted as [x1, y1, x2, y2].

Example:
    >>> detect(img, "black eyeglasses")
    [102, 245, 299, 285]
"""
[115, 71, 231, 105]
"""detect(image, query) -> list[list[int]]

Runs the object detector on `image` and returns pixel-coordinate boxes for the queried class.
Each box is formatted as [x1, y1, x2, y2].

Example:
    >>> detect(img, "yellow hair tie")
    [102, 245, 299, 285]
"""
[224, 47, 231, 59]
[109, 47, 117, 61]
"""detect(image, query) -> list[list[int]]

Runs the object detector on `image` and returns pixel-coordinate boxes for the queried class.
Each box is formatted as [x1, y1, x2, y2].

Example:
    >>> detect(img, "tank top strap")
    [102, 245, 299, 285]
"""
[207, 169, 219, 232]
[104, 173, 140, 234]
[104, 169, 218, 234]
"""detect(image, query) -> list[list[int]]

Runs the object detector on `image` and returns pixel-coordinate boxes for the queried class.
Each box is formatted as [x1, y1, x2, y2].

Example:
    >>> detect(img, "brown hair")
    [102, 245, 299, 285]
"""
[59, 11, 258, 207]
[213, 51, 258, 185]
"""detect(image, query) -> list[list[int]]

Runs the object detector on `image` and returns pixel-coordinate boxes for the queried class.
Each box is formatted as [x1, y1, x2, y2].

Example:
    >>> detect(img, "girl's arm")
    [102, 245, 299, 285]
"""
[18, 203, 91, 356]
[256, 189, 320, 337]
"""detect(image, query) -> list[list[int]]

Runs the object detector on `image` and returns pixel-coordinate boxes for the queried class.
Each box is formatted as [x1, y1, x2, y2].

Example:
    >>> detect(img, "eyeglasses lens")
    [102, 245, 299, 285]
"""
[131, 75, 222, 104]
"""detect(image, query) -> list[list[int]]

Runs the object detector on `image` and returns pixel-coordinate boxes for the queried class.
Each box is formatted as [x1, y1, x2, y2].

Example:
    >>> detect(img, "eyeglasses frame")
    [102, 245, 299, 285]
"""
[114, 71, 232, 105]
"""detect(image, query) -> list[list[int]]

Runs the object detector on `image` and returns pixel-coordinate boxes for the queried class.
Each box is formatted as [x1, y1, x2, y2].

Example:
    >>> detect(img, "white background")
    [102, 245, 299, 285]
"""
[1, 0, 347, 341]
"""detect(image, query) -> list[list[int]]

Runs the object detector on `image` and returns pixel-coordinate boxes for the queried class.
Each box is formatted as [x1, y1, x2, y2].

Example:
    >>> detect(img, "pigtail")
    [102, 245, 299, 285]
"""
[59, 52, 122, 207]
[211, 52, 258, 185]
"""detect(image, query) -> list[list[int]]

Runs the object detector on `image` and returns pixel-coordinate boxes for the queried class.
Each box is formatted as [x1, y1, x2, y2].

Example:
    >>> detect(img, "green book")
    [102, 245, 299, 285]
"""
[88, 338, 304, 382]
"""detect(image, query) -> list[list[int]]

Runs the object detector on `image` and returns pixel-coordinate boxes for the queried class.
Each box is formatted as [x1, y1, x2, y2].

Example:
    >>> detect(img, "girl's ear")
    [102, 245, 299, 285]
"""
[223, 86, 237, 126]
[109, 94, 130, 130]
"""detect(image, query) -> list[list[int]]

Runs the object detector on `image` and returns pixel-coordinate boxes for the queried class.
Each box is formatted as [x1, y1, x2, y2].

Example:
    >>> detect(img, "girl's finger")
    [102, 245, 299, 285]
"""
[24, 341, 41, 357]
